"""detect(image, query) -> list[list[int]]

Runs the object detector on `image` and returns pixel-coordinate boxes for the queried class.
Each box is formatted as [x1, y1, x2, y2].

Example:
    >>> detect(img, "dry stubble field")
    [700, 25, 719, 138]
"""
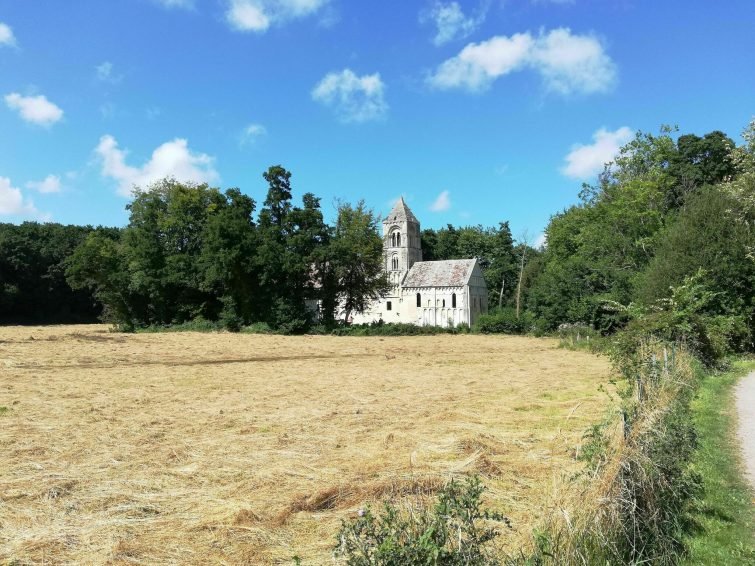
[0, 325, 614, 564]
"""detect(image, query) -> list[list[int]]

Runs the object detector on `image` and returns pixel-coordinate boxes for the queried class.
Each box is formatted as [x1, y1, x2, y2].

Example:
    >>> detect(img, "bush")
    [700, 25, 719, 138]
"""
[242, 321, 274, 334]
[133, 318, 225, 333]
[334, 476, 510, 565]
[475, 307, 533, 334]
[329, 321, 467, 337]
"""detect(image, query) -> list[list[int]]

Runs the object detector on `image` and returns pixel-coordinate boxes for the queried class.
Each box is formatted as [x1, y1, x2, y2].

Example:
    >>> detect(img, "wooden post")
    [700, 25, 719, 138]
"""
[651, 353, 658, 384]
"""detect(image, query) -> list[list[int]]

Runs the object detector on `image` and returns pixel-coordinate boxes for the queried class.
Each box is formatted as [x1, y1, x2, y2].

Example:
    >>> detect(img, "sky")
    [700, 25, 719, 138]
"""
[1, 0, 753, 243]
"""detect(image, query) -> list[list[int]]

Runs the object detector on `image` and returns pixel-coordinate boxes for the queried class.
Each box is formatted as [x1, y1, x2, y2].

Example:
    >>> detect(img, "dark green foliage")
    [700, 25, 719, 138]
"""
[326, 321, 469, 336]
[61, 169, 394, 333]
[327, 201, 389, 323]
[638, 186, 755, 351]
[335, 476, 509, 565]
[524, 124, 755, 361]
[0, 222, 115, 323]
[67, 179, 257, 328]
[475, 308, 533, 335]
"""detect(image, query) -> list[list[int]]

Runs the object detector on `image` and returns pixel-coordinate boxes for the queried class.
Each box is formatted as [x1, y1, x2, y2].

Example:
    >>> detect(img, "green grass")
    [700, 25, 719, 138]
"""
[683, 359, 755, 565]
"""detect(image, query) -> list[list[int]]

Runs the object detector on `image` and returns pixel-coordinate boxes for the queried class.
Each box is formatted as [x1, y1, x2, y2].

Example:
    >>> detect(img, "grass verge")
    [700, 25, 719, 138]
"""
[683, 359, 755, 564]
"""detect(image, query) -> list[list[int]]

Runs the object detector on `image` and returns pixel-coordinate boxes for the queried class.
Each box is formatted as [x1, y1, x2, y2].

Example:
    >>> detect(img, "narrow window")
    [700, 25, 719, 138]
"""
[391, 233, 396, 247]
[416, 293, 421, 307]
[397, 233, 401, 246]
[442, 299, 446, 307]
[386, 301, 392, 311]
[452, 293, 457, 308]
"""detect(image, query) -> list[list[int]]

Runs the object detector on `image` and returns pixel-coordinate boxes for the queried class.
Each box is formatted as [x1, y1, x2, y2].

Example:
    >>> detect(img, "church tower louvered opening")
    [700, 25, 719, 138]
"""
[383, 196, 422, 286]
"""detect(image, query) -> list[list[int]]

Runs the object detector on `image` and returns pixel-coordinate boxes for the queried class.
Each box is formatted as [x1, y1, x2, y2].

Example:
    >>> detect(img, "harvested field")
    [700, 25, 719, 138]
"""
[0, 325, 614, 564]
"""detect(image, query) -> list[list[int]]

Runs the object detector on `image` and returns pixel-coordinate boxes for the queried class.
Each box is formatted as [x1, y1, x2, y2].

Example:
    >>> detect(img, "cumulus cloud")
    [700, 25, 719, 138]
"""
[312, 69, 388, 123]
[0, 177, 39, 218]
[430, 190, 451, 212]
[428, 27, 616, 95]
[4, 93, 64, 126]
[561, 126, 633, 179]
[95, 135, 220, 196]
[534, 233, 547, 249]
[0, 22, 16, 47]
[240, 123, 267, 145]
[423, 1, 488, 46]
[226, 0, 330, 32]
[26, 174, 62, 194]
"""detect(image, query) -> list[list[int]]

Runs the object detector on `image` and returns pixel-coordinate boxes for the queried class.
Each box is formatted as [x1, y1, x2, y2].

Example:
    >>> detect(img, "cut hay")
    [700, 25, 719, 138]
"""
[0, 325, 614, 564]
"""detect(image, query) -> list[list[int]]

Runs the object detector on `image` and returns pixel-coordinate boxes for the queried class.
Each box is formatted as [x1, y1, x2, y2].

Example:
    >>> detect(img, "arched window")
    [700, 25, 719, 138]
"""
[391, 256, 398, 270]
[391, 232, 396, 247]
[452, 293, 457, 308]
[416, 293, 421, 307]
[442, 299, 446, 307]
[397, 233, 401, 246]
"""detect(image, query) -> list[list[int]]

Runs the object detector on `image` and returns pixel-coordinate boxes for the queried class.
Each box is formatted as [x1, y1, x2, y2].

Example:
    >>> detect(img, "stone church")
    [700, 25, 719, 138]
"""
[350, 197, 488, 327]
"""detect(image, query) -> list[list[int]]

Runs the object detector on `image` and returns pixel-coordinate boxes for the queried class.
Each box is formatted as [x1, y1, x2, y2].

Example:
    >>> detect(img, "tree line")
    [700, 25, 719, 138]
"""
[516, 123, 755, 359]
[2, 122, 752, 353]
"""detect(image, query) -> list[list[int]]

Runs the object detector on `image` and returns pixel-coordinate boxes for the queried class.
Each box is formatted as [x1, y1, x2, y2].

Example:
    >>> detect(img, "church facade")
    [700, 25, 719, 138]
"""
[350, 198, 488, 327]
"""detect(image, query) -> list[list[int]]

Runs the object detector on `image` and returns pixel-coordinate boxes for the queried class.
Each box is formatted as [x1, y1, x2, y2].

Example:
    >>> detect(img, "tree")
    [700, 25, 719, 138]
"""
[0, 222, 111, 323]
[328, 200, 388, 323]
[256, 167, 327, 331]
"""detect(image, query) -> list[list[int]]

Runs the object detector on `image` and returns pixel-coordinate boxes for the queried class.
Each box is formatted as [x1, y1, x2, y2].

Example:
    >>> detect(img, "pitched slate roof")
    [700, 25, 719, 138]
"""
[403, 259, 477, 288]
[384, 196, 418, 224]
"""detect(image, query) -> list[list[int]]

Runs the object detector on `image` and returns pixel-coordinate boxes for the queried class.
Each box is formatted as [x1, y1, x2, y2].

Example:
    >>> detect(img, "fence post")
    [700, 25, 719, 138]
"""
[637, 374, 643, 403]
[622, 410, 630, 440]
[651, 353, 658, 384]
[663, 347, 668, 375]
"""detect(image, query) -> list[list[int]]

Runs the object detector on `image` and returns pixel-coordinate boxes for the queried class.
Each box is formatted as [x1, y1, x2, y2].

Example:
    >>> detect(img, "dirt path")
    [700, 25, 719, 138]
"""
[735, 370, 755, 491]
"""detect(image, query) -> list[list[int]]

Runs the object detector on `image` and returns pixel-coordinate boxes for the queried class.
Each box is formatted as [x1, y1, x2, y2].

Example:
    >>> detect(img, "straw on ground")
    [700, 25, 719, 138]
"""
[0, 326, 613, 564]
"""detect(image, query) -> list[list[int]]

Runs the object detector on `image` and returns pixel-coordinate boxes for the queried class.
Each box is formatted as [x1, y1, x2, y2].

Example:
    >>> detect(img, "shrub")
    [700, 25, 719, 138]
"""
[242, 322, 274, 334]
[334, 476, 510, 565]
[475, 307, 533, 334]
[329, 321, 466, 337]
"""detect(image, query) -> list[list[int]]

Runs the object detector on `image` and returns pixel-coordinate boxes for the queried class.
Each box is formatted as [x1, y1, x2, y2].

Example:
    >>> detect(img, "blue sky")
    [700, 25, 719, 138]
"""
[1, 0, 753, 242]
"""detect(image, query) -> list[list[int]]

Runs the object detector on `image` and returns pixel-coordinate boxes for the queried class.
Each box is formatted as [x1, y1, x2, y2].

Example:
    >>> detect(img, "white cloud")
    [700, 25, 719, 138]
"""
[312, 69, 388, 123]
[428, 27, 616, 95]
[240, 123, 267, 145]
[0, 22, 16, 47]
[153, 0, 195, 8]
[423, 2, 487, 46]
[226, 0, 330, 32]
[26, 174, 62, 194]
[95, 135, 220, 196]
[561, 126, 633, 179]
[534, 233, 547, 249]
[430, 190, 451, 212]
[0, 177, 39, 218]
[4, 92, 64, 126]
[96, 61, 123, 84]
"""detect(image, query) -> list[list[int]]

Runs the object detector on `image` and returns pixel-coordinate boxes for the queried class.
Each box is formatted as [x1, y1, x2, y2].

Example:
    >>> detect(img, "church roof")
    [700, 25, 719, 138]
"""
[403, 259, 478, 288]
[384, 196, 418, 224]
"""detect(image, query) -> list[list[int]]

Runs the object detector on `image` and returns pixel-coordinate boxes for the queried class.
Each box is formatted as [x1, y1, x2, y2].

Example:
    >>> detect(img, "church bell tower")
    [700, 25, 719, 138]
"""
[383, 197, 423, 286]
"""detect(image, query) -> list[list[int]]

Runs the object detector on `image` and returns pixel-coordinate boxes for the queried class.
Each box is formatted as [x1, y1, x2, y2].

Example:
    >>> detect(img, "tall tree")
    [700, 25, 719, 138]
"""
[328, 200, 388, 323]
